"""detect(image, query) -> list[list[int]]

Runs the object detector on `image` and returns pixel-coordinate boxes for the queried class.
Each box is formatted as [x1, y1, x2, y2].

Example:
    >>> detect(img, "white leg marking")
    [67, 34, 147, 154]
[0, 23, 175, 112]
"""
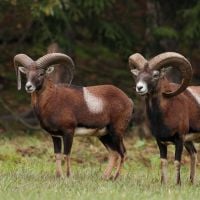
[190, 153, 197, 183]
[83, 87, 104, 114]
[174, 160, 181, 185]
[55, 153, 63, 177]
[161, 158, 168, 184]
[103, 149, 119, 180]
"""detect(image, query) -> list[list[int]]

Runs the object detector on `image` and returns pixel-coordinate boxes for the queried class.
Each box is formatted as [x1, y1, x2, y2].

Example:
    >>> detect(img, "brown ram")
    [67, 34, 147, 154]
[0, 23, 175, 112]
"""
[14, 50, 133, 180]
[129, 52, 200, 185]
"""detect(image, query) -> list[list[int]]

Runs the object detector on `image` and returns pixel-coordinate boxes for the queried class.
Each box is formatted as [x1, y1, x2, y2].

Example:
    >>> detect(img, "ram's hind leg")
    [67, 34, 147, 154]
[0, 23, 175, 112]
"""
[184, 141, 197, 184]
[99, 134, 119, 180]
[111, 124, 127, 181]
[52, 136, 63, 177]
[99, 126, 126, 180]
[113, 137, 126, 180]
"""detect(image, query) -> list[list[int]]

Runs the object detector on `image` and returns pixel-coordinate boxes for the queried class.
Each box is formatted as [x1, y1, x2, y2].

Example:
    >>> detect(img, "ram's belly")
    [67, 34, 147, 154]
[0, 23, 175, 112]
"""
[74, 127, 107, 137]
[185, 133, 200, 142]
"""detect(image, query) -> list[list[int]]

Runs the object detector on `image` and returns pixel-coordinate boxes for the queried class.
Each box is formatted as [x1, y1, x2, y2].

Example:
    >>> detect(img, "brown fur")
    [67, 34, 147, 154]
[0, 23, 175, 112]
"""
[152, 78, 200, 138]
[16, 45, 133, 179]
[31, 79, 133, 132]
[133, 67, 199, 184]
[30, 77, 133, 179]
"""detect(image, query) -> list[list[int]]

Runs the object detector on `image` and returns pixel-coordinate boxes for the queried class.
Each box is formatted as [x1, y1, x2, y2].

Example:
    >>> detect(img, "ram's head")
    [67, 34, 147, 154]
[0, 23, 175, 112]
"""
[129, 52, 192, 97]
[14, 53, 75, 93]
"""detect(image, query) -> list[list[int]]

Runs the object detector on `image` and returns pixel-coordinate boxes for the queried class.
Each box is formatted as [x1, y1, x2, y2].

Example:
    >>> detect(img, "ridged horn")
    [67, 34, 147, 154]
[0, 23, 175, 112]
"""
[36, 53, 74, 69]
[149, 52, 192, 97]
[36, 53, 75, 85]
[14, 54, 34, 90]
[129, 53, 148, 70]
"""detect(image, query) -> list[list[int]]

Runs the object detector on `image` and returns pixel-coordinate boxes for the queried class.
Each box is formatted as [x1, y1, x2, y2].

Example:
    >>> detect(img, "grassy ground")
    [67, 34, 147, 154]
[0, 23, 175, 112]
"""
[0, 131, 200, 200]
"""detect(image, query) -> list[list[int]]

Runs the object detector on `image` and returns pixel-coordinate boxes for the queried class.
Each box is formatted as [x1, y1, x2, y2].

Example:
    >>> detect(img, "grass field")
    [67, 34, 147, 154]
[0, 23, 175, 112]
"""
[0, 131, 200, 200]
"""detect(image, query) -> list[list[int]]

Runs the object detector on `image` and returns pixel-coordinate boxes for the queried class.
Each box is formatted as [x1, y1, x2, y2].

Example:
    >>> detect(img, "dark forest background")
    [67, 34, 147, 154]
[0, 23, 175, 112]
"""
[0, 0, 199, 136]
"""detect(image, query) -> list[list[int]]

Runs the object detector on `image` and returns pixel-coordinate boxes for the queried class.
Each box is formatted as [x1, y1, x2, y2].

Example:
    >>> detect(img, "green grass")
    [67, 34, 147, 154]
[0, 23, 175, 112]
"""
[0, 132, 200, 200]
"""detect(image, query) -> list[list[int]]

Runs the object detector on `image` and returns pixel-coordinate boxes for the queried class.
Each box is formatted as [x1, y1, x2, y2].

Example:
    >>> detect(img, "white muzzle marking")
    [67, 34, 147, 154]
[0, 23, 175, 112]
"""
[83, 87, 104, 114]
[25, 81, 36, 93]
[136, 81, 148, 95]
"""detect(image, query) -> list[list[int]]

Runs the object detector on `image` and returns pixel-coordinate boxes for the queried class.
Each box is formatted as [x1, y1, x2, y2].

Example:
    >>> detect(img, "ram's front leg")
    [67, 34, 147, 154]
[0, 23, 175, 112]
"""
[174, 139, 183, 185]
[52, 136, 63, 177]
[63, 129, 74, 177]
[184, 141, 197, 184]
[157, 140, 168, 184]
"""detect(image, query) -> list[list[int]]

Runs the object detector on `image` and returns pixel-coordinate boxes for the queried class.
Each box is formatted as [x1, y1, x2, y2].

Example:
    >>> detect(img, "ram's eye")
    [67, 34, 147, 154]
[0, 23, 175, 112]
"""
[38, 73, 44, 77]
[152, 70, 160, 79]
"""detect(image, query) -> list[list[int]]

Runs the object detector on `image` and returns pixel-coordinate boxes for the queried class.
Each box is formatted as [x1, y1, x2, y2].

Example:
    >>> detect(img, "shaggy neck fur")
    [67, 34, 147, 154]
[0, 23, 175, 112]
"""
[31, 78, 55, 122]
[145, 78, 174, 141]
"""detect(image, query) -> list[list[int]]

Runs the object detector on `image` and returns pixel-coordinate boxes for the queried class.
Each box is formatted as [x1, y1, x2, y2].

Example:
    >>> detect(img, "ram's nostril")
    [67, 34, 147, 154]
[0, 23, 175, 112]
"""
[137, 86, 143, 91]
[25, 82, 33, 90]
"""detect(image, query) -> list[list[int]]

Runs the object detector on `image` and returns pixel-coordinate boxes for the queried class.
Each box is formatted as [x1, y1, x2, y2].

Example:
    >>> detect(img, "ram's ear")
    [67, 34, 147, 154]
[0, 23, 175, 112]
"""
[18, 67, 27, 74]
[46, 66, 54, 74]
[131, 69, 139, 77]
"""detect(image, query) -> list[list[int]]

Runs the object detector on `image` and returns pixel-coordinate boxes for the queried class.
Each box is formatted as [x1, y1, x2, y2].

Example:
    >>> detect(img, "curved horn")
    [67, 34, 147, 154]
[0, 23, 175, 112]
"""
[129, 53, 148, 70]
[14, 54, 34, 90]
[36, 53, 75, 69]
[14, 54, 34, 68]
[36, 53, 75, 84]
[149, 52, 192, 97]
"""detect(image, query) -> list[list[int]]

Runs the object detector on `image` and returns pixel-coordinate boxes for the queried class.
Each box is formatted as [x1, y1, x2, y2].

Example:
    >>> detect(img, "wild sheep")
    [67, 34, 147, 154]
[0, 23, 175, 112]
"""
[14, 49, 133, 180]
[129, 52, 198, 185]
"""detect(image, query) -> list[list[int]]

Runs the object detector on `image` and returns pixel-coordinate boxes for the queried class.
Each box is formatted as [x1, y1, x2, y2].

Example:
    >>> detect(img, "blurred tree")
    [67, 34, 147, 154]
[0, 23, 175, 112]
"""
[0, 0, 199, 60]
[147, 0, 200, 79]
[0, 0, 199, 136]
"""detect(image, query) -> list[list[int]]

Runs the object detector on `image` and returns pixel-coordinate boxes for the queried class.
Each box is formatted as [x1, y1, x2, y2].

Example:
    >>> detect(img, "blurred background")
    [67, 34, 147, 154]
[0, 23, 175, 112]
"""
[0, 0, 199, 137]
[0, 2, 200, 198]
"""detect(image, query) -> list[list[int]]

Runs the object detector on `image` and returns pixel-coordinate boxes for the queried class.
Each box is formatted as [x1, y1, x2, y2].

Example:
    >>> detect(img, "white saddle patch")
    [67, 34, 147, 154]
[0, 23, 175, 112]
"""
[74, 127, 106, 137]
[83, 87, 104, 114]
[187, 88, 200, 105]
